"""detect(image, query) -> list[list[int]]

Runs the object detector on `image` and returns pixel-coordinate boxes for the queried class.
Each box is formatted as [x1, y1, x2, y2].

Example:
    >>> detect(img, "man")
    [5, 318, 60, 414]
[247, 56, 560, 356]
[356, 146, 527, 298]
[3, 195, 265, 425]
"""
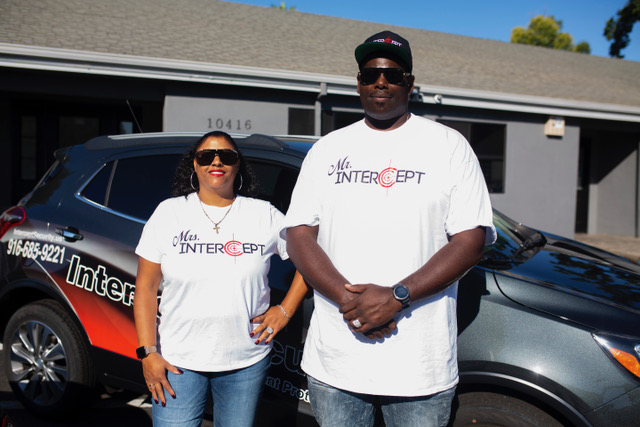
[283, 30, 496, 426]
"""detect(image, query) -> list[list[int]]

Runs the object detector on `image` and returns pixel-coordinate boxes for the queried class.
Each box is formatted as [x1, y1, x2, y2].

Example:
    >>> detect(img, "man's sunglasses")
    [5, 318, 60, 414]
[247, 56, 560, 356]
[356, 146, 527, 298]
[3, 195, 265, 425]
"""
[358, 68, 410, 85]
[195, 149, 239, 166]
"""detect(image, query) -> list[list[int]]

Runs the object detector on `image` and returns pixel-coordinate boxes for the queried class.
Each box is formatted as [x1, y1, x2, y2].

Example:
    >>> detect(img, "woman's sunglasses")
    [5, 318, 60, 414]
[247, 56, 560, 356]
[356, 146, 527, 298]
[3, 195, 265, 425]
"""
[195, 149, 239, 166]
[358, 68, 410, 85]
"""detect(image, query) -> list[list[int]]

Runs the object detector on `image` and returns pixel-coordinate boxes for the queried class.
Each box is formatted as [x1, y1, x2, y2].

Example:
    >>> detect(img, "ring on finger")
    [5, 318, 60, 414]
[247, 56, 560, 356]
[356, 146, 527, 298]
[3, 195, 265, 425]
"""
[148, 384, 155, 387]
[352, 318, 362, 328]
[266, 327, 274, 334]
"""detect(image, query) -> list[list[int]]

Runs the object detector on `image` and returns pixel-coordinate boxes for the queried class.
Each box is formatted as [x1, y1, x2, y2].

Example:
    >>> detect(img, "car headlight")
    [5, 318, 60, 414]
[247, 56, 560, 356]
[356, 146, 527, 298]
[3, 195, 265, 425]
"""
[593, 332, 640, 379]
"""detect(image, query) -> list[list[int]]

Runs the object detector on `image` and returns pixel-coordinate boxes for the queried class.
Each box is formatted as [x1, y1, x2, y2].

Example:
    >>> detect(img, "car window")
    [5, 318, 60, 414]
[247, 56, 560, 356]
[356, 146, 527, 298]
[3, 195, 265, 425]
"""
[81, 155, 181, 222]
[248, 159, 299, 213]
[82, 162, 113, 206]
[81, 155, 298, 221]
[108, 155, 181, 221]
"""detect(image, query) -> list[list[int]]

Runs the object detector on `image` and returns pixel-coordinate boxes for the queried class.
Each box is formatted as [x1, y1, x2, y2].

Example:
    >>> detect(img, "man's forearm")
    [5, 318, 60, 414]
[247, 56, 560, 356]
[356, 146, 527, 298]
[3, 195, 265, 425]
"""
[401, 227, 487, 303]
[286, 225, 352, 306]
[339, 227, 487, 331]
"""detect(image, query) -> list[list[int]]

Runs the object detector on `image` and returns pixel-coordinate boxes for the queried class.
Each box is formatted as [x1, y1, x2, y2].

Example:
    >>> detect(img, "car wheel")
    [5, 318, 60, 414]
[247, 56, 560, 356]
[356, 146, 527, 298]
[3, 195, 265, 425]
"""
[2, 300, 96, 418]
[451, 392, 563, 427]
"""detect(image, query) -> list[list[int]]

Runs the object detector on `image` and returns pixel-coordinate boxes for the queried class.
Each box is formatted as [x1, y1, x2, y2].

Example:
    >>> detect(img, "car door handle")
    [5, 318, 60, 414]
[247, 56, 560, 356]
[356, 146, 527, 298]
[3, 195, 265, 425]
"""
[56, 226, 84, 242]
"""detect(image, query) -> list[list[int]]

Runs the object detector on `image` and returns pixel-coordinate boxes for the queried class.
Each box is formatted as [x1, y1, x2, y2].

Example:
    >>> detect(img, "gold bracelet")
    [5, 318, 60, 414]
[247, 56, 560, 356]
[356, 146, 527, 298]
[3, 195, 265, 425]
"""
[277, 304, 290, 319]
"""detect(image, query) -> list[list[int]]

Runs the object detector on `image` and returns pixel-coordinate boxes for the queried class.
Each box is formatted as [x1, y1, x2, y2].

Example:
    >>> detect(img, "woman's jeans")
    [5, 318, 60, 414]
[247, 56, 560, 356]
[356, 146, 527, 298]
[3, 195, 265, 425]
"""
[307, 375, 456, 427]
[152, 354, 271, 427]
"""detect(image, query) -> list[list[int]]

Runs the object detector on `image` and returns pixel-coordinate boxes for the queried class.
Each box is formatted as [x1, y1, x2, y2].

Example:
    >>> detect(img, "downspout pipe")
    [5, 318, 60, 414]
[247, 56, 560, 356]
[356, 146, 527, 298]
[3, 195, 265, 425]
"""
[315, 82, 327, 136]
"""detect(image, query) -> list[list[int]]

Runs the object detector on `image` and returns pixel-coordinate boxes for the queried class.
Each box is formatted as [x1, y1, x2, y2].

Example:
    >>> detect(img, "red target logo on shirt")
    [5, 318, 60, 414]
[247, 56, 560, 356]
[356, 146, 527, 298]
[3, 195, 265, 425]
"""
[379, 167, 397, 188]
[224, 240, 243, 257]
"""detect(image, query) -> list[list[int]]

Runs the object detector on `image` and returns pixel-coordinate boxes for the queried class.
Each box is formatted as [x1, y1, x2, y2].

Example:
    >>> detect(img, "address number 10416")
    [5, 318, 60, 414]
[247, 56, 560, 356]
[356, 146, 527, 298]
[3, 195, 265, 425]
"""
[208, 119, 252, 131]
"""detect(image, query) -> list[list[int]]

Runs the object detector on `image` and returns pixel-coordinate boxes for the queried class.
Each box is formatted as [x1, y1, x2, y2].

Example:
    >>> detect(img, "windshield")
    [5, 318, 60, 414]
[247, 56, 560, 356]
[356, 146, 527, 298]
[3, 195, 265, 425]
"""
[483, 210, 547, 268]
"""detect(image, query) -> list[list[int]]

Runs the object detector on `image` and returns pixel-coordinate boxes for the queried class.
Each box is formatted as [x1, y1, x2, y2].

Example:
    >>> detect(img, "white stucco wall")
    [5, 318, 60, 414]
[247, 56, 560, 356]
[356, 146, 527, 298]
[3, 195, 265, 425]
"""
[588, 135, 638, 236]
[163, 95, 289, 135]
[490, 118, 580, 237]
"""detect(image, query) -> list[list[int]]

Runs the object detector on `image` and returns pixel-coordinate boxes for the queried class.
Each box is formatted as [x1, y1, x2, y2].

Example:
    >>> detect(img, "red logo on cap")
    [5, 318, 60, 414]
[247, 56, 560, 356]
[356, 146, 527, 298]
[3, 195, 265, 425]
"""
[384, 37, 392, 43]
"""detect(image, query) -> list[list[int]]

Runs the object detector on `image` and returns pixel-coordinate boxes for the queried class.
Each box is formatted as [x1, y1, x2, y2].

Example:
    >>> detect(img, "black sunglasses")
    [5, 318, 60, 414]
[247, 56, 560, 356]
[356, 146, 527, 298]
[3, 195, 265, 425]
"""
[195, 149, 239, 166]
[358, 68, 410, 85]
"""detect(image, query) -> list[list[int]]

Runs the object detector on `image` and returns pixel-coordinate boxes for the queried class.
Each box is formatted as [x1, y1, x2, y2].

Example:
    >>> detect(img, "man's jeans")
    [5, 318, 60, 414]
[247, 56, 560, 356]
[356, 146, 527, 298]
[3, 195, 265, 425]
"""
[152, 353, 271, 427]
[307, 375, 455, 427]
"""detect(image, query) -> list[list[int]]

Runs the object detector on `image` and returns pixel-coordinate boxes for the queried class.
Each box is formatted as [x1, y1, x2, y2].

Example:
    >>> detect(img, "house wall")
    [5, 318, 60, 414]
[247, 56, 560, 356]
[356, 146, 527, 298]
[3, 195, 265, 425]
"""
[415, 105, 581, 237]
[164, 95, 289, 135]
[165, 91, 584, 238]
[587, 131, 638, 236]
[492, 118, 580, 237]
[1, 68, 638, 239]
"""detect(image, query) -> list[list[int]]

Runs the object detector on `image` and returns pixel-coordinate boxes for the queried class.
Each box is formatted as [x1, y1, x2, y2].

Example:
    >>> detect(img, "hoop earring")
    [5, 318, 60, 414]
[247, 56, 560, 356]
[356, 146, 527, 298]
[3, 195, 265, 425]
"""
[238, 174, 243, 191]
[190, 172, 198, 191]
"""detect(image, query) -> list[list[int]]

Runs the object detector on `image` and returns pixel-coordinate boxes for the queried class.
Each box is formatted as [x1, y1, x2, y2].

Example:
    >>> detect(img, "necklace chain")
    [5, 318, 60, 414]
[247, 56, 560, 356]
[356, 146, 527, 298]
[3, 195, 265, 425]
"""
[198, 194, 235, 234]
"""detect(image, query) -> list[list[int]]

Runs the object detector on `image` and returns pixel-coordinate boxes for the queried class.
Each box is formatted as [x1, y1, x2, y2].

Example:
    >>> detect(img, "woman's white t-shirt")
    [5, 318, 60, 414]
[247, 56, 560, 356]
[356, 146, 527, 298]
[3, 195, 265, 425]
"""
[136, 193, 287, 371]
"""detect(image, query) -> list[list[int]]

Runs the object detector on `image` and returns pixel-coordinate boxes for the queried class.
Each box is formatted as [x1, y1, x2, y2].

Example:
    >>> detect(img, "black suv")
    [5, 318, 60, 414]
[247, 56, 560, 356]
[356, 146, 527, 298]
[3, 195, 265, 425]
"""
[1, 132, 639, 426]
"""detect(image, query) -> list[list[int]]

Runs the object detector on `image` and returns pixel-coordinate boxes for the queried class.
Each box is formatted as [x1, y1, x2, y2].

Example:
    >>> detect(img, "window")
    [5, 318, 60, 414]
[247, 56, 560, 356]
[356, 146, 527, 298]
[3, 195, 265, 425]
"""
[438, 120, 505, 193]
[289, 108, 364, 136]
[247, 159, 299, 213]
[119, 121, 134, 134]
[322, 111, 362, 135]
[82, 163, 113, 206]
[81, 155, 299, 221]
[20, 116, 37, 180]
[82, 155, 181, 221]
[60, 116, 100, 147]
[288, 108, 315, 135]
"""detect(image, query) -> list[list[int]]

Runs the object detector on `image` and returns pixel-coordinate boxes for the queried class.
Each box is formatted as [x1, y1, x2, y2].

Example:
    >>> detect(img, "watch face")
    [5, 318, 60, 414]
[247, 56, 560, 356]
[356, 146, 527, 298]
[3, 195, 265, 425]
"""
[136, 346, 146, 359]
[394, 284, 409, 300]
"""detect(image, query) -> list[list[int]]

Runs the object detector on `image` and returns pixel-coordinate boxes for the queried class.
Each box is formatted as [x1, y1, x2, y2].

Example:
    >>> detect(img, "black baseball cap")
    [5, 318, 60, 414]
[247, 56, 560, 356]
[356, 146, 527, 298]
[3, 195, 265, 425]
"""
[355, 30, 413, 73]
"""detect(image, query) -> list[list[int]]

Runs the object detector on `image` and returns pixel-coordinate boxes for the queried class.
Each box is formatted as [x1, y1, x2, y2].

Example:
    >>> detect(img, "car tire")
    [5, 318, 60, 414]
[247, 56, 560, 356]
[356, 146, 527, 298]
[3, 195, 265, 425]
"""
[2, 300, 96, 418]
[451, 392, 563, 427]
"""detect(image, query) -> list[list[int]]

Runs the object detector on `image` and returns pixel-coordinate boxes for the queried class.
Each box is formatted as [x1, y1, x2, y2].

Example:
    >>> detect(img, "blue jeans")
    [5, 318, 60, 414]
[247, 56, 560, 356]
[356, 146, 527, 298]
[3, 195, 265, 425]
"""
[307, 375, 455, 427]
[152, 354, 271, 427]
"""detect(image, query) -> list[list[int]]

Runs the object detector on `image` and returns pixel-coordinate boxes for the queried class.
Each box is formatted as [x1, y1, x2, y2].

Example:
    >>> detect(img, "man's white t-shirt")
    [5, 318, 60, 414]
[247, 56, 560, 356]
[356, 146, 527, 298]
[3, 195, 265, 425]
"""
[283, 115, 496, 396]
[136, 194, 287, 372]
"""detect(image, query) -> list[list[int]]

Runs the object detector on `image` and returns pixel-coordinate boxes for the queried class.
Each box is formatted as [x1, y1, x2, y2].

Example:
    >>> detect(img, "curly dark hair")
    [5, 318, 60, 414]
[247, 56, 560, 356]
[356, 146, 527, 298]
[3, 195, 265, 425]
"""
[172, 131, 257, 198]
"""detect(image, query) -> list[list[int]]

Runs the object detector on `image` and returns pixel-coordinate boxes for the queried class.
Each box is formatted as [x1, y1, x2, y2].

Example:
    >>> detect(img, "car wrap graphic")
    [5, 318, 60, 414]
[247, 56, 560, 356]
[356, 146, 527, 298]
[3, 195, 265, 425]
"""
[266, 339, 309, 403]
[6, 230, 140, 359]
[56, 252, 138, 358]
[65, 254, 135, 307]
[6, 239, 67, 265]
[5, 231, 311, 404]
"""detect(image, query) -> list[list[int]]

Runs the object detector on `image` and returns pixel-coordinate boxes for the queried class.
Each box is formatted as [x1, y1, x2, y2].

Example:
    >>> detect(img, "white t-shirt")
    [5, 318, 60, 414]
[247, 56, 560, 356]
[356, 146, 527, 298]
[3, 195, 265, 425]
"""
[283, 115, 496, 396]
[136, 193, 287, 372]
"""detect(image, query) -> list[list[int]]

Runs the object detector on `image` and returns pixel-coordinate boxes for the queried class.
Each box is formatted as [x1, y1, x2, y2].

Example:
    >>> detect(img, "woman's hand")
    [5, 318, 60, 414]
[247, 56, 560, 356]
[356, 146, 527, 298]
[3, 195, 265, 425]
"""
[142, 353, 182, 406]
[250, 270, 308, 344]
[250, 306, 291, 344]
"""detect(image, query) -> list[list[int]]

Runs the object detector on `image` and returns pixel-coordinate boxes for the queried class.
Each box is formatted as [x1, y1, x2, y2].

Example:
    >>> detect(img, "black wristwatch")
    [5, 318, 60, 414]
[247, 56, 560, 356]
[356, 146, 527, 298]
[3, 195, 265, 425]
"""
[392, 283, 411, 310]
[136, 345, 157, 360]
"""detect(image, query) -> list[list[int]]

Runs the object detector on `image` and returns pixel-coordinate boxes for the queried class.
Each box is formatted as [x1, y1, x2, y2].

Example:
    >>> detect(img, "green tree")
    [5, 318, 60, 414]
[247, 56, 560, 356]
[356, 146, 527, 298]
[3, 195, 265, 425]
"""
[511, 15, 591, 54]
[604, 0, 640, 58]
[271, 1, 296, 10]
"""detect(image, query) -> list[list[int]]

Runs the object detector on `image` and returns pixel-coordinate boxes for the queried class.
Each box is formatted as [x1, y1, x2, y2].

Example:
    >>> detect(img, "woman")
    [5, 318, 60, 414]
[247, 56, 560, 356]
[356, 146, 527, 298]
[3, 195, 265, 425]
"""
[133, 130, 308, 426]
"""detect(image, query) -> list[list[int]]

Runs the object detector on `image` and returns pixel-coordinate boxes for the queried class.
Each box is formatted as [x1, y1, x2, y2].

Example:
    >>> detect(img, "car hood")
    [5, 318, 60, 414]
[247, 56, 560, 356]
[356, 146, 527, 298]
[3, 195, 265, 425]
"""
[491, 234, 640, 335]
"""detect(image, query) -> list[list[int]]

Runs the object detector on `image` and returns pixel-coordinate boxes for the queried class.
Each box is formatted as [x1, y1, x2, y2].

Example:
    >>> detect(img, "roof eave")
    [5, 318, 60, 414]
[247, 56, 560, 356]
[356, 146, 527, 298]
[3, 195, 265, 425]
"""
[417, 85, 640, 123]
[2, 43, 640, 123]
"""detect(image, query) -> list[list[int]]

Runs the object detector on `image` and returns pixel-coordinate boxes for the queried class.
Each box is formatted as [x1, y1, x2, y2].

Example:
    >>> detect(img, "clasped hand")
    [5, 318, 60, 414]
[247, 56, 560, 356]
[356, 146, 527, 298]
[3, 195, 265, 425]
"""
[339, 283, 401, 340]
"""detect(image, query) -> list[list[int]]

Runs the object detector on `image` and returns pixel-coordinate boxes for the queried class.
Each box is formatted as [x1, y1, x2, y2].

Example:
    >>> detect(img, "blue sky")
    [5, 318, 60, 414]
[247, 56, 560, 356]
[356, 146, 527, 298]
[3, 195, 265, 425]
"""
[226, 0, 640, 62]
